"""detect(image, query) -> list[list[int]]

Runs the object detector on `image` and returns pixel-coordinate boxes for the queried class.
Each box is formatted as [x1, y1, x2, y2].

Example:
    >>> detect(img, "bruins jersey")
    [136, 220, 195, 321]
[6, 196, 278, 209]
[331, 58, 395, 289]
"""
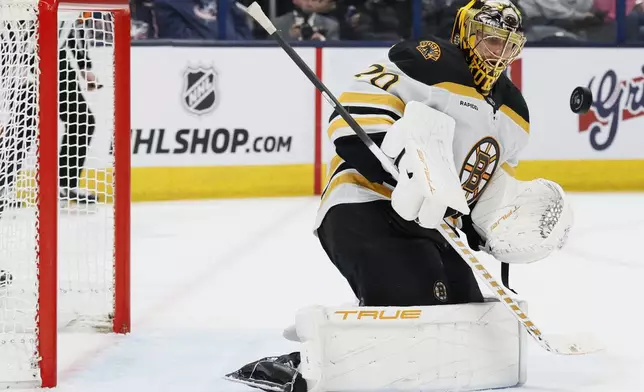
[314, 37, 530, 230]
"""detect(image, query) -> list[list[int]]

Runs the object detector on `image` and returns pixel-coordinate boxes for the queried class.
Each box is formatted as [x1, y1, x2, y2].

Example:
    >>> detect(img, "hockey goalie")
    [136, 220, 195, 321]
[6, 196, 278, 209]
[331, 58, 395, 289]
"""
[225, 1, 573, 391]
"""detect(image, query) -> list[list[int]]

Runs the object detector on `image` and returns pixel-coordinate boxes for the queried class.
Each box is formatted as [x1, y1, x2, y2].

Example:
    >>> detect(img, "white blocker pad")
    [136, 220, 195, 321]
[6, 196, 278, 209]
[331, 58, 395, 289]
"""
[293, 298, 528, 392]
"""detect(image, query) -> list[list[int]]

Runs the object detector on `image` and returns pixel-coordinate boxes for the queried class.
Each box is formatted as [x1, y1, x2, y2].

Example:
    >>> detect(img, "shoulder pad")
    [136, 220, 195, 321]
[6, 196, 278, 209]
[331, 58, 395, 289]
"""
[496, 74, 530, 130]
[387, 37, 473, 87]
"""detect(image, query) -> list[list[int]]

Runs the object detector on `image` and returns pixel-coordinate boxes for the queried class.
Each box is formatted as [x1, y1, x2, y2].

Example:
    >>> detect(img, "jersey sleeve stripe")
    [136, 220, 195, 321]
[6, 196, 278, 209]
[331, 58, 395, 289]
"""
[328, 106, 401, 123]
[500, 105, 530, 134]
[501, 162, 517, 177]
[327, 116, 394, 139]
[327, 154, 344, 177]
[434, 82, 483, 101]
[321, 154, 345, 195]
[321, 161, 352, 198]
[321, 171, 393, 204]
[338, 92, 405, 115]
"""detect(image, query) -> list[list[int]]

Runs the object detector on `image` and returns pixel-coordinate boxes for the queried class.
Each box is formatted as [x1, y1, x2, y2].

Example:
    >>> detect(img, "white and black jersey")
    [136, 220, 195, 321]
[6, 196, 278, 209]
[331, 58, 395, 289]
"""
[314, 36, 530, 230]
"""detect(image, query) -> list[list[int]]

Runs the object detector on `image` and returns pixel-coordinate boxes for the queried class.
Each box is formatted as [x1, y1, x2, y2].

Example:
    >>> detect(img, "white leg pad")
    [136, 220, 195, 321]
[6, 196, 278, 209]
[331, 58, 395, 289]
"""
[294, 298, 528, 392]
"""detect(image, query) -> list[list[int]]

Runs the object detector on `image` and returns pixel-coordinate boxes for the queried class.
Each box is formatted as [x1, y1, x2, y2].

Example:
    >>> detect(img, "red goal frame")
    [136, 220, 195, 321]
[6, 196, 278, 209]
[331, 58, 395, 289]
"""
[36, 0, 130, 387]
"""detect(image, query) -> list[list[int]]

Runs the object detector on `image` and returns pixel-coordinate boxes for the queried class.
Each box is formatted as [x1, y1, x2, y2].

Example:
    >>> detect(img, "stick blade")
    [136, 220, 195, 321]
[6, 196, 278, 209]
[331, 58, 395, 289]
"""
[543, 333, 604, 355]
[223, 373, 283, 392]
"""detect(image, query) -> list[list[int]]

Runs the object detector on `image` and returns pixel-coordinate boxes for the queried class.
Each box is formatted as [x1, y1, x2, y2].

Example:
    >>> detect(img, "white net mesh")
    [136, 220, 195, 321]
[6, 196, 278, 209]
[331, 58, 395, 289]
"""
[0, 2, 41, 385]
[0, 1, 118, 385]
[57, 10, 116, 331]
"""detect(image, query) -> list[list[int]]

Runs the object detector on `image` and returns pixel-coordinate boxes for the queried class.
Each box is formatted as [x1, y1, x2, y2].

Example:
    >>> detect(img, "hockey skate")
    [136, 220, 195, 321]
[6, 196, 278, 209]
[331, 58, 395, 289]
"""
[59, 187, 99, 214]
[224, 352, 306, 392]
[0, 270, 13, 287]
[60, 187, 98, 204]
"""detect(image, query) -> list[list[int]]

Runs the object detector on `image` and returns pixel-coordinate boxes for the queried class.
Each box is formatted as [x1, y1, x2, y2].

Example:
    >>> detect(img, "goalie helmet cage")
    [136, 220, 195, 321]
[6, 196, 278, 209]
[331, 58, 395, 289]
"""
[0, 0, 130, 388]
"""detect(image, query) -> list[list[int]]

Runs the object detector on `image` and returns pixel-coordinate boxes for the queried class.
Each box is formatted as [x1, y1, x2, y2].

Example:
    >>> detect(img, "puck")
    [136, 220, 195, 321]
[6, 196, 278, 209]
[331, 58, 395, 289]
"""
[570, 86, 593, 114]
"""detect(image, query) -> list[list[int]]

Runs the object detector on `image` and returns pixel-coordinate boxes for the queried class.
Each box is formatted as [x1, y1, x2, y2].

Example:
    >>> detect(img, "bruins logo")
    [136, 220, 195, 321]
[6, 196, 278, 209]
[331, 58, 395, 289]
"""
[433, 281, 448, 302]
[416, 40, 441, 61]
[460, 137, 500, 204]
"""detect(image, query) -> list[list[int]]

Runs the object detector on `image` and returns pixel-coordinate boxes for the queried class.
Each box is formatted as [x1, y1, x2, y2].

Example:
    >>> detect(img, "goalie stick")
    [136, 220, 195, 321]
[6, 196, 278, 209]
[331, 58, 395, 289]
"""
[241, 1, 601, 356]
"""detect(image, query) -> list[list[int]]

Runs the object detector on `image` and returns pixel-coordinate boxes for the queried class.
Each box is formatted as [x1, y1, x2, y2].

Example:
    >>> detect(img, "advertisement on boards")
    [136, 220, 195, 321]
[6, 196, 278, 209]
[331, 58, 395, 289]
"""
[577, 64, 644, 152]
[77, 45, 644, 198]
[129, 47, 316, 168]
[520, 48, 644, 161]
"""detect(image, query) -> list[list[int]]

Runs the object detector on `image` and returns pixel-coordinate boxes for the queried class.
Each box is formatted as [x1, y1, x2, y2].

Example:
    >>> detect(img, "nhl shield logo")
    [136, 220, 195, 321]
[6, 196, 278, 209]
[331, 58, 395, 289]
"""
[182, 66, 218, 115]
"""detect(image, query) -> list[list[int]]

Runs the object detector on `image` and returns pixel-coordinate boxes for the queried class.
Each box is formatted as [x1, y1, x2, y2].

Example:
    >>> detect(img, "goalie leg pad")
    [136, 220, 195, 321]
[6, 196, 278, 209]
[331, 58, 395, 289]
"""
[295, 300, 528, 392]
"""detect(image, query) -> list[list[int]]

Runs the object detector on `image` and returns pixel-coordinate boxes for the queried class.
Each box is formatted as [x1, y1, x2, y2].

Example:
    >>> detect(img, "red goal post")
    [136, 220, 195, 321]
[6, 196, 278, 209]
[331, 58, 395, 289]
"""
[0, 0, 130, 387]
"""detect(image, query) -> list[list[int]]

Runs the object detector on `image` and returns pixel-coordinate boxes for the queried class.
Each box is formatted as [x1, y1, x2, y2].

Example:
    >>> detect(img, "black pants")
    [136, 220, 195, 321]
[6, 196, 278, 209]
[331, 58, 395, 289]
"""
[58, 66, 96, 189]
[0, 68, 95, 191]
[317, 201, 483, 306]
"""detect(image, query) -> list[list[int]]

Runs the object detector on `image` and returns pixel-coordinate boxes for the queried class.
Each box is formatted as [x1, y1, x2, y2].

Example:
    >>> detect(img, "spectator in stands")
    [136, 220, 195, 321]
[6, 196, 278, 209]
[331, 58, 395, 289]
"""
[154, 0, 252, 40]
[519, 0, 595, 21]
[421, 0, 463, 39]
[628, 0, 644, 40]
[593, 0, 643, 41]
[312, 0, 337, 13]
[518, 0, 613, 41]
[273, 0, 340, 41]
[328, 0, 412, 40]
[130, 0, 156, 39]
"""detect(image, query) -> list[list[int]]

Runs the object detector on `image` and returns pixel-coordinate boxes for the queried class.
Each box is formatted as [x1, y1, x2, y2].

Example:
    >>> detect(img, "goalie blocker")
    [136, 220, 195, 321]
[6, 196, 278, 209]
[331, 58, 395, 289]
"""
[225, 300, 528, 392]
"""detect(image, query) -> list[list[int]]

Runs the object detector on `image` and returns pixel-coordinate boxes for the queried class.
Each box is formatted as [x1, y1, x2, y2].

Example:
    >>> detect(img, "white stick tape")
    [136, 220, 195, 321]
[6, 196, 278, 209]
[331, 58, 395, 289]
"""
[247, 2, 277, 35]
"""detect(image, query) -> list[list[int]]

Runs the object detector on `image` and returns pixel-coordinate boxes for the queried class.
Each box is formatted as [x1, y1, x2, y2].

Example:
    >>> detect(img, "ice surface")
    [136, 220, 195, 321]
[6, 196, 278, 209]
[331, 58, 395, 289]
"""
[39, 193, 644, 391]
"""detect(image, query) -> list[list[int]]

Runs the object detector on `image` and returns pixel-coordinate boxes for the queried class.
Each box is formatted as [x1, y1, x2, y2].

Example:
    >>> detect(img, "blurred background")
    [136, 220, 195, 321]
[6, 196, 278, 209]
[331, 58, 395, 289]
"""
[123, 0, 643, 44]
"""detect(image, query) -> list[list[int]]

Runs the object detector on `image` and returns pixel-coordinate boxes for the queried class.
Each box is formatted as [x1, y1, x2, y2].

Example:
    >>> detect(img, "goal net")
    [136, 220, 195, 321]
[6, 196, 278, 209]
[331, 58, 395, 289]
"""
[0, 0, 130, 387]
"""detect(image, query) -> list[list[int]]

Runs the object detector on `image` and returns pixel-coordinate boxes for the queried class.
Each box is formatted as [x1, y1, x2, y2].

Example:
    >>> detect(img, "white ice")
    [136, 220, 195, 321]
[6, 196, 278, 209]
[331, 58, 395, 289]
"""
[46, 193, 644, 391]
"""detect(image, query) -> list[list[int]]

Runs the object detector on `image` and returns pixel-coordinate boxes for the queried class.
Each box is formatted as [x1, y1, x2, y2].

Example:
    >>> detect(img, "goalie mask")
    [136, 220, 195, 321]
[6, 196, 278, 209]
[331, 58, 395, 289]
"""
[451, 0, 526, 95]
